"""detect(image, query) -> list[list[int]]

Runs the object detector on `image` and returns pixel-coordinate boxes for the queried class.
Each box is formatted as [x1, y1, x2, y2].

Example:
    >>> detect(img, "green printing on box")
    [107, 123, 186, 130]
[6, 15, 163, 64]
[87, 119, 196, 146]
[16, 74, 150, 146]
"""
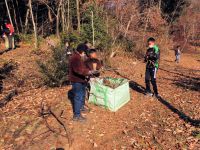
[89, 77, 130, 112]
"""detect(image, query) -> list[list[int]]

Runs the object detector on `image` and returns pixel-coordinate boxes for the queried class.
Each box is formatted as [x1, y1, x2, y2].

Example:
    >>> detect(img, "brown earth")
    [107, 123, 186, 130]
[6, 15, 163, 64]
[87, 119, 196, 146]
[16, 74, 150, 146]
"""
[0, 45, 199, 150]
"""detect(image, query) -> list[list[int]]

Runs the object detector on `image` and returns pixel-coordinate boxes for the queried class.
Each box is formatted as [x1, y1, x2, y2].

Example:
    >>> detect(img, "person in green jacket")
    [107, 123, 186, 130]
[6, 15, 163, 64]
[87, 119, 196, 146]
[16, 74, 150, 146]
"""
[144, 37, 160, 97]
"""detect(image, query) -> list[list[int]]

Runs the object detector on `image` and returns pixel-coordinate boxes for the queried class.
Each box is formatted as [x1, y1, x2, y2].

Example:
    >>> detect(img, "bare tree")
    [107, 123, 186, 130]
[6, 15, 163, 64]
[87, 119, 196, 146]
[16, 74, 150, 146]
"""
[91, 11, 95, 46]
[5, 0, 14, 26]
[24, 8, 30, 33]
[76, 0, 81, 33]
[11, 0, 19, 33]
[56, 0, 63, 37]
[16, 0, 23, 32]
[67, 0, 70, 32]
[29, 0, 38, 48]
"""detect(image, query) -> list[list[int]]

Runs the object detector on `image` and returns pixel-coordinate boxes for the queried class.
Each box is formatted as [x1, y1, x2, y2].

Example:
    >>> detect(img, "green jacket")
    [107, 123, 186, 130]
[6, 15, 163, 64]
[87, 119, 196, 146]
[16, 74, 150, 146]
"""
[153, 45, 160, 69]
[145, 45, 160, 69]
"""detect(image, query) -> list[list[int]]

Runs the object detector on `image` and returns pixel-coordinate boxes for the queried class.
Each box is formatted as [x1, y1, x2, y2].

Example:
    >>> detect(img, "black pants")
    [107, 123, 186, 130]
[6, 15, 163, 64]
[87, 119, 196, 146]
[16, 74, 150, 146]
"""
[145, 67, 158, 94]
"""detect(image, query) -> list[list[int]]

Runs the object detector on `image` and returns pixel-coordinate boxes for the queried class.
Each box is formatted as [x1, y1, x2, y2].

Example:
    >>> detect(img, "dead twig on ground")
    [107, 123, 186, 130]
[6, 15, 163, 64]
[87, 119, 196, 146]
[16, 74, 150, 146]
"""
[40, 101, 73, 147]
[0, 90, 18, 108]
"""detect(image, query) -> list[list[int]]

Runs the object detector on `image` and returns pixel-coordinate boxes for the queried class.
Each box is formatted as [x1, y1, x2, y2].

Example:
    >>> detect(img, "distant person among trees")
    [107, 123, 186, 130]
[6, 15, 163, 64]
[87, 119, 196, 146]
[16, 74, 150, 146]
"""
[144, 37, 160, 98]
[175, 46, 181, 63]
[69, 44, 99, 122]
[64, 41, 73, 56]
[2, 19, 15, 50]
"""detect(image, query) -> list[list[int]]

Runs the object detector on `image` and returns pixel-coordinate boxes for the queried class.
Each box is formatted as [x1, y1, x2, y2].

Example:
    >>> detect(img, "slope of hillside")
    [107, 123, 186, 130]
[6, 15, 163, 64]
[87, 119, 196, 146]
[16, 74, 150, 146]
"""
[0, 46, 199, 149]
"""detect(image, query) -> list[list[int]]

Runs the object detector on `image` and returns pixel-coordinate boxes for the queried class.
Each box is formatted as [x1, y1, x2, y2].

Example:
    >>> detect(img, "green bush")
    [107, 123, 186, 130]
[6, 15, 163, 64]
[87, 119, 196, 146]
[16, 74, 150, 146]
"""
[17, 34, 34, 44]
[116, 35, 135, 52]
[60, 32, 81, 49]
[37, 46, 69, 87]
[81, 4, 112, 50]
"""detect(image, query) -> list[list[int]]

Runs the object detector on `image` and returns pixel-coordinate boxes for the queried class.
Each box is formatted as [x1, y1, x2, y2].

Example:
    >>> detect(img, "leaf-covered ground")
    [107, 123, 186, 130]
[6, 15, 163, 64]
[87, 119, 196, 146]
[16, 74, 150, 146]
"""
[0, 45, 199, 150]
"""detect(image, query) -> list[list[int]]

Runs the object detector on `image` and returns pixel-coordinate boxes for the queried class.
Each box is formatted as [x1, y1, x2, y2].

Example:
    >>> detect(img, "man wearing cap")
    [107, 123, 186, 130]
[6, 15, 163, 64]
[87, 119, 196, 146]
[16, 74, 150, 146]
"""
[69, 44, 98, 122]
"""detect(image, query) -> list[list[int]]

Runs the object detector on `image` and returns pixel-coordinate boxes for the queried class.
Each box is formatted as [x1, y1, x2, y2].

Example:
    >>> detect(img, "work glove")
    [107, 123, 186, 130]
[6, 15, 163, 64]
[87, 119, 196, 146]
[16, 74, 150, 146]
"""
[89, 70, 100, 75]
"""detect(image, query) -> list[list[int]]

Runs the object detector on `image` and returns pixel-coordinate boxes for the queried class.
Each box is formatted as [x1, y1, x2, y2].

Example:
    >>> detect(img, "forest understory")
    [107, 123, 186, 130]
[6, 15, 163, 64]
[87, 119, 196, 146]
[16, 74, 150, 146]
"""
[0, 44, 199, 150]
[0, 0, 200, 149]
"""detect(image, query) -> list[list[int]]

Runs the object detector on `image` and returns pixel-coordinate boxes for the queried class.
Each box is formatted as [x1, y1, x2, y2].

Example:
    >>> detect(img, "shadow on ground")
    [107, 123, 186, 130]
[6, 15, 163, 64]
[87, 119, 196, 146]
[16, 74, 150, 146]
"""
[160, 67, 200, 79]
[0, 48, 14, 55]
[129, 81, 146, 95]
[67, 89, 74, 111]
[173, 77, 200, 92]
[160, 66, 200, 92]
[128, 78, 200, 127]
[157, 96, 200, 127]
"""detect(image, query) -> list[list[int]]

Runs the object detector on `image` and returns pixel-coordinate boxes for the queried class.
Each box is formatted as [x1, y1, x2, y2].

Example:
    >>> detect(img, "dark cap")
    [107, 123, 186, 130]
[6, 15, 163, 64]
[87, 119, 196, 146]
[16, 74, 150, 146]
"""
[76, 43, 89, 53]
[88, 49, 97, 55]
[147, 37, 156, 42]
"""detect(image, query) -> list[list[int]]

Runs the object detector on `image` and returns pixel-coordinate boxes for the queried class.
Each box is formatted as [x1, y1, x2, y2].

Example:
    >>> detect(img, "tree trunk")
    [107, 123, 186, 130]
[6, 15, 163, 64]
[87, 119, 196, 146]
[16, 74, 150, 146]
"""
[61, 2, 65, 32]
[124, 15, 133, 37]
[56, 0, 63, 37]
[29, 0, 38, 48]
[91, 11, 95, 46]
[15, 0, 23, 32]
[24, 8, 30, 33]
[48, 7, 53, 23]
[67, 0, 70, 32]
[143, 8, 150, 43]
[35, 3, 39, 29]
[11, 0, 19, 34]
[5, 0, 14, 26]
[106, 12, 109, 34]
[159, 0, 162, 10]
[76, 0, 81, 33]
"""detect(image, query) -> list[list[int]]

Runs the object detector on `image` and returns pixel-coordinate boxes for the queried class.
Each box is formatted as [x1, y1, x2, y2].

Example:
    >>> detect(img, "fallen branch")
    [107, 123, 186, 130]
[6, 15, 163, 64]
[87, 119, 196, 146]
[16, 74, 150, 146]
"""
[0, 90, 18, 108]
[49, 108, 68, 134]
[40, 102, 73, 147]
[0, 62, 15, 75]
[0, 49, 11, 55]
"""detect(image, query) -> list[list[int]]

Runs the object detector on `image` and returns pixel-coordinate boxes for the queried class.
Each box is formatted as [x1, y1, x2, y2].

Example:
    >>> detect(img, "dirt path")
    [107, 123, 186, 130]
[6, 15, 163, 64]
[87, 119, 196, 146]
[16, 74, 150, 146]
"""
[0, 46, 199, 150]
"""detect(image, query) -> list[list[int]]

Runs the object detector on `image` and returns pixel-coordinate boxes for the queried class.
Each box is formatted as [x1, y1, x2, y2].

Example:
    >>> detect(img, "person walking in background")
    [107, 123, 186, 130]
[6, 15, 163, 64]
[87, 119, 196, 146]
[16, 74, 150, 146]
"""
[175, 46, 181, 63]
[69, 44, 98, 122]
[144, 37, 160, 98]
[2, 19, 15, 50]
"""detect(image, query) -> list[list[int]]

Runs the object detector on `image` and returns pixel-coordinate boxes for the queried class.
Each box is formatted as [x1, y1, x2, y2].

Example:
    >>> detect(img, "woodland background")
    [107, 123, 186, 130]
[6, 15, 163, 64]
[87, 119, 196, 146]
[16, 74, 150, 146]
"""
[0, 0, 199, 51]
[0, 0, 200, 149]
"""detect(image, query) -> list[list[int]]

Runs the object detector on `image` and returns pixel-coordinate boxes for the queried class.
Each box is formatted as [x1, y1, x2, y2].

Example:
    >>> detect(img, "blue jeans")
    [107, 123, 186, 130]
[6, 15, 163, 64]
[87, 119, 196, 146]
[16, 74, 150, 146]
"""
[71, 82, 87, 117]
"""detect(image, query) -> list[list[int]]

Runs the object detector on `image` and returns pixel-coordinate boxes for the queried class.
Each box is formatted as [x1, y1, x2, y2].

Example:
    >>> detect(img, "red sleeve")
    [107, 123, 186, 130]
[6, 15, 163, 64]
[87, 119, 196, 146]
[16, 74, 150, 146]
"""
[71, 57, 90, 76]
[6, 24, 14, 33]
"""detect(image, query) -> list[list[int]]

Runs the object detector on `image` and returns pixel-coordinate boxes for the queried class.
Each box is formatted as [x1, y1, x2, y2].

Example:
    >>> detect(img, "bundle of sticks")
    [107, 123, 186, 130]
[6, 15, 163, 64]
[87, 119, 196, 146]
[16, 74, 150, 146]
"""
[103, 78, 121, 89]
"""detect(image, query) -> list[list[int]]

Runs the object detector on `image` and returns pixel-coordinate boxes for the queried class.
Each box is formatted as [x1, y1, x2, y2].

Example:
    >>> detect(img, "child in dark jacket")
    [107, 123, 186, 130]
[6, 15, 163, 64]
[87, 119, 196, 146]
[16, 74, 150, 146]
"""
[85, 49, 102, 77]
[144, 37, 160, 97]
